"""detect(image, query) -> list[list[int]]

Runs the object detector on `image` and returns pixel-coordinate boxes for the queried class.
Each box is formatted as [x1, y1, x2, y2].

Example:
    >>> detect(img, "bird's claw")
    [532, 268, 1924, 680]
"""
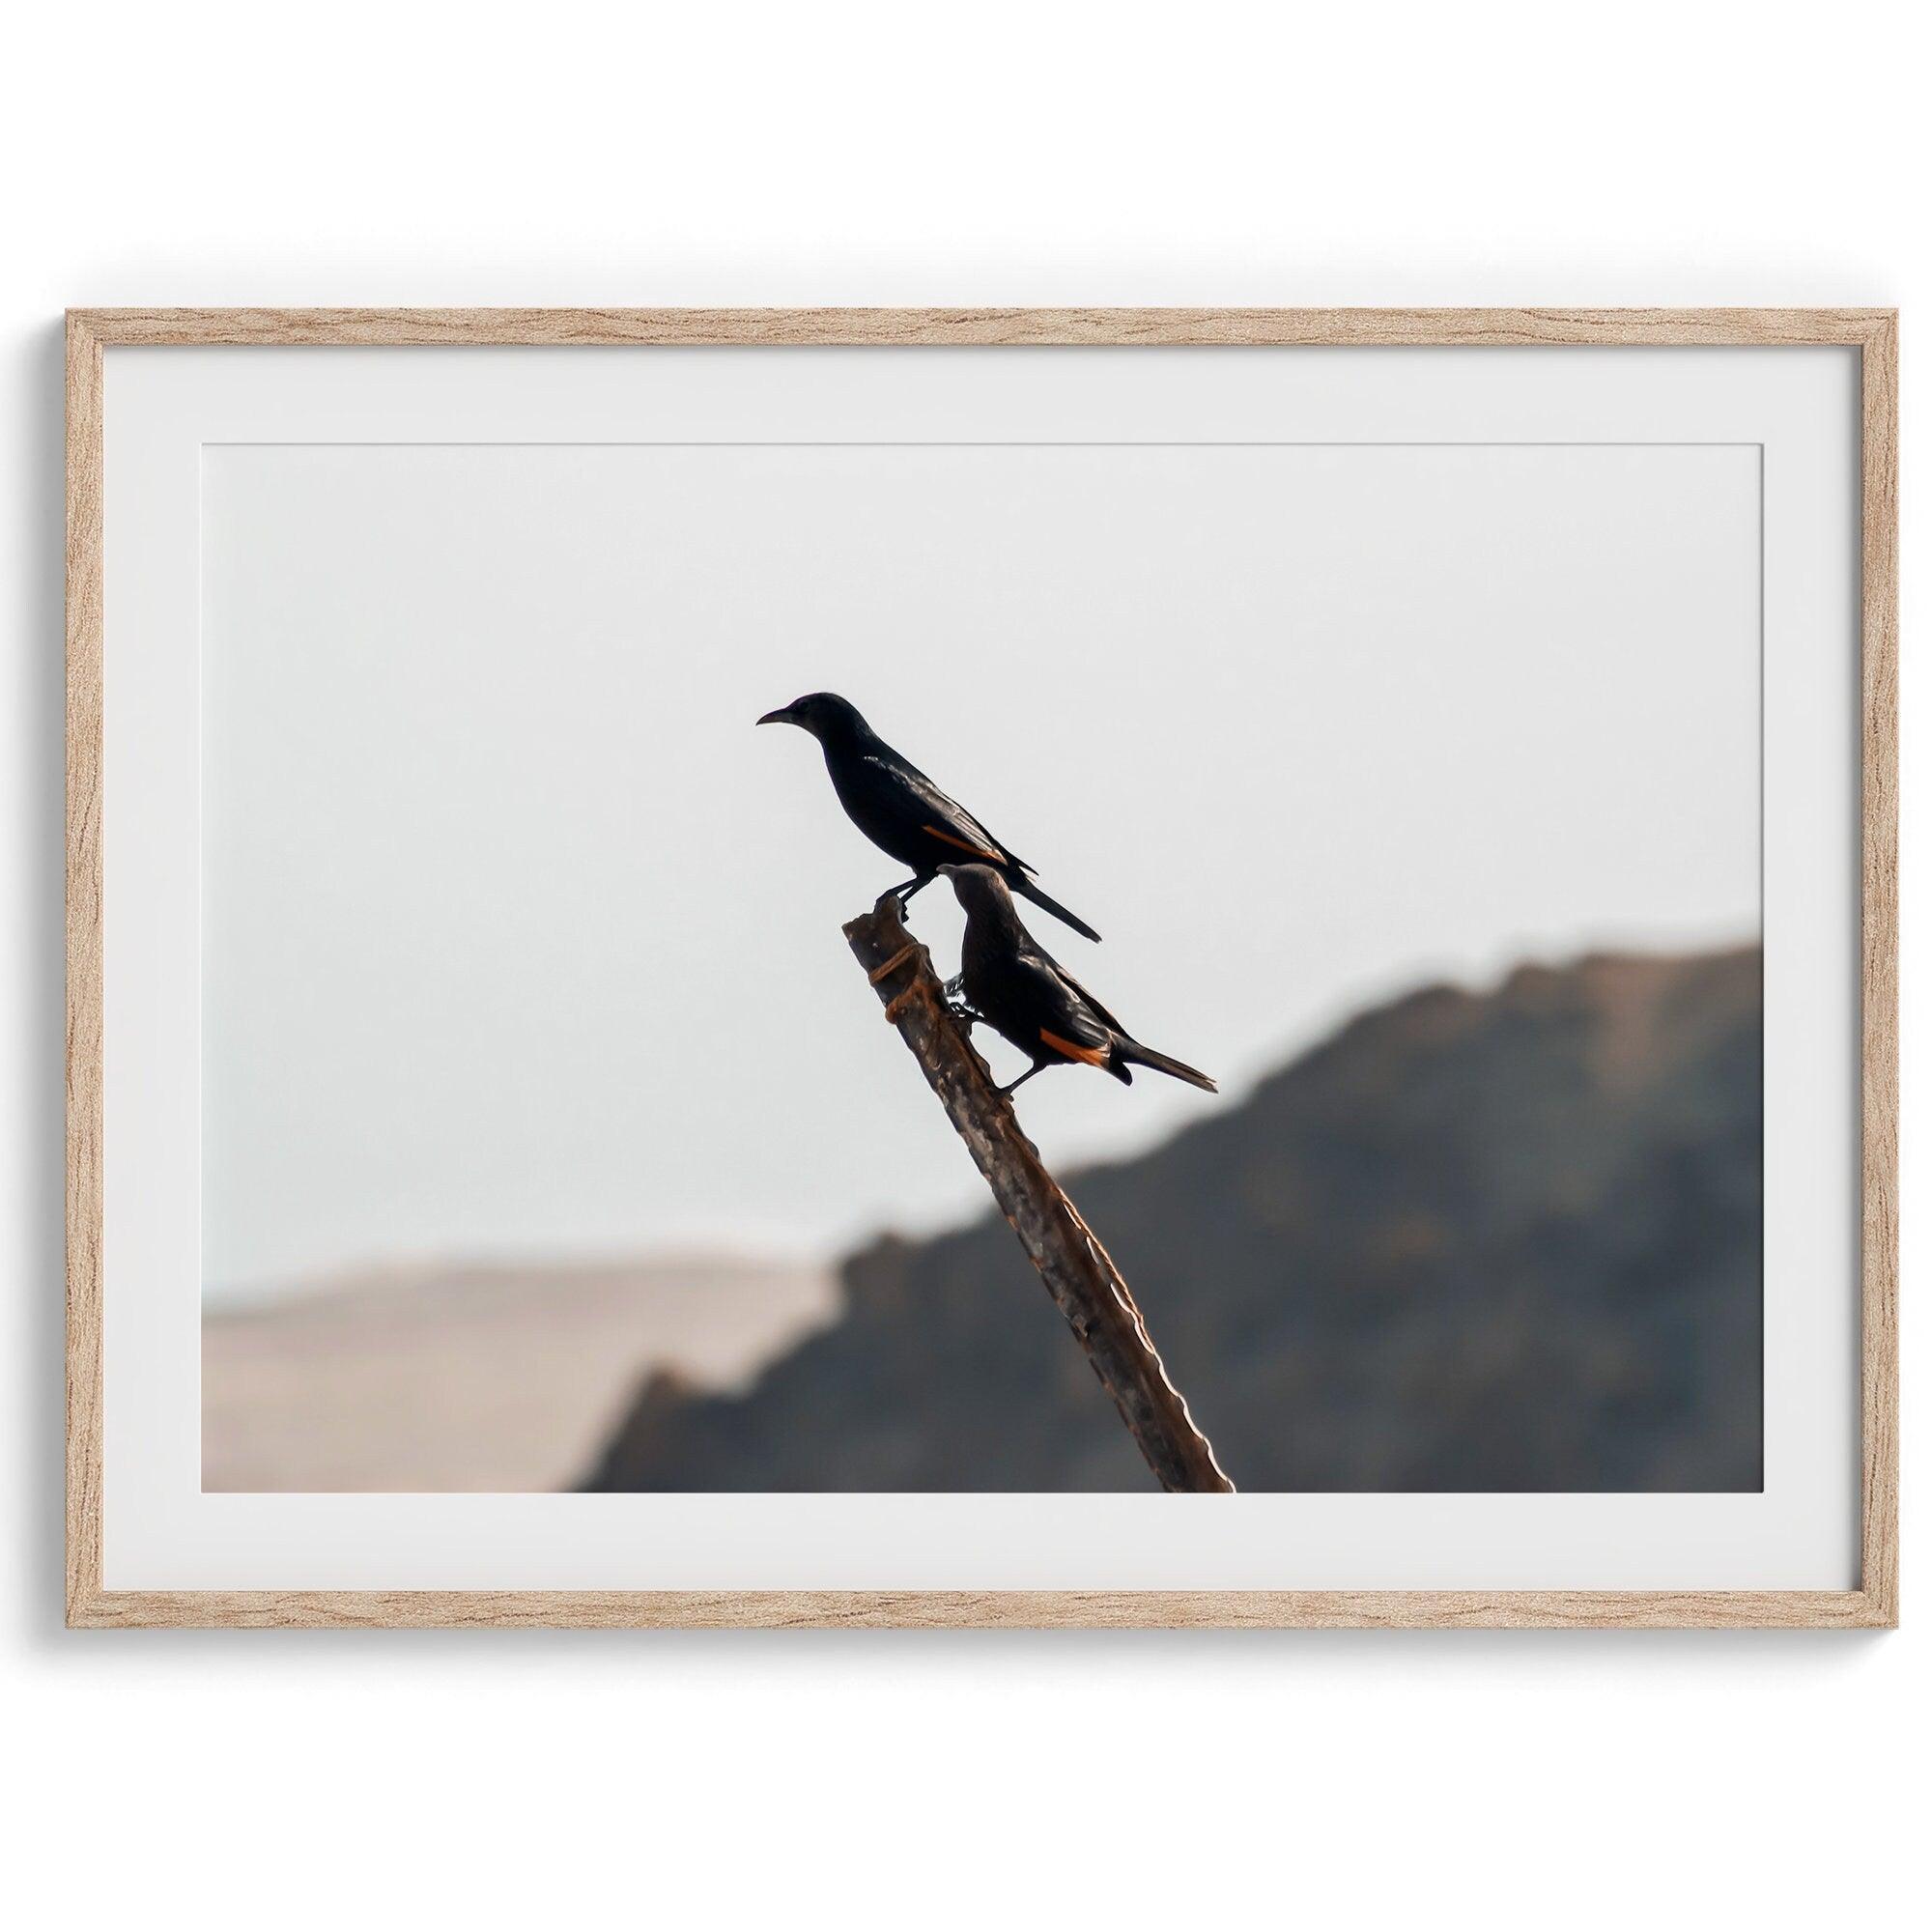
[946, 993, 993, 1034]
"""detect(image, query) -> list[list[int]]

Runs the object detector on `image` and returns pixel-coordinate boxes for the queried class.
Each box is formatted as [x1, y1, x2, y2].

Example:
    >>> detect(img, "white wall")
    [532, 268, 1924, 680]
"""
[2, 4, 1918, 1924]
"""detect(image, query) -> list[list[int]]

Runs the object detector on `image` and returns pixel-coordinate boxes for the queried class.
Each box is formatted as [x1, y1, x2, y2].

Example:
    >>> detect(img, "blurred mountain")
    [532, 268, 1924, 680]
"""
[583, 946, 1762, 1492]
[204, 1255, 835, 1492]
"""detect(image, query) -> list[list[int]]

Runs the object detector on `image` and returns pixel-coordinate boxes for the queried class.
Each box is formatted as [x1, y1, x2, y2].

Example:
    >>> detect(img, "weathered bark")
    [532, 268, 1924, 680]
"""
[843, 894, 1236, 1494]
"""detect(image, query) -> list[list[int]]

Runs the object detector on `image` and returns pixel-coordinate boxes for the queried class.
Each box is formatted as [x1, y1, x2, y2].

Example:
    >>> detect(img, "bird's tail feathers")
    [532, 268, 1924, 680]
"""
[1009, 874, 1102, 943]
[1119, 1039, 1218, 1093]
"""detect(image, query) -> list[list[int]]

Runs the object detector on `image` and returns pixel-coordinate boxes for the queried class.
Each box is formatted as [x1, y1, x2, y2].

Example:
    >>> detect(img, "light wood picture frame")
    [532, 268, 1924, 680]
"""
[66, 307, 1898, 1630]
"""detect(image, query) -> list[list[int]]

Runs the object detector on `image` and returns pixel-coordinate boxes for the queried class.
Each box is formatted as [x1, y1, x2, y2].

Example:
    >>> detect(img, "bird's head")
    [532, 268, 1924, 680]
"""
[938, 863, 1013, 919]
[755, 691, 865, 741]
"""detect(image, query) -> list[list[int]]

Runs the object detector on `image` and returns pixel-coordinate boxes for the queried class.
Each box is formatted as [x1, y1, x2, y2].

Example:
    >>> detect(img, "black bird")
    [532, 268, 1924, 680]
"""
[755, 692, 1101, 942]
[942, 864, 1216, 1097]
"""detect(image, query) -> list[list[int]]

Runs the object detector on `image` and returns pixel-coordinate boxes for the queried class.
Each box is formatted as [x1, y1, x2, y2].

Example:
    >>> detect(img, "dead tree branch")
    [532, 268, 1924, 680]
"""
[843, 893, 1236, 1494]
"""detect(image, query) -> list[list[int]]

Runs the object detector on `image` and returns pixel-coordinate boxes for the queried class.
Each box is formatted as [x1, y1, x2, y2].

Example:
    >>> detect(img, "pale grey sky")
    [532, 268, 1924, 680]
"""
[201, 441, 1759, 1295]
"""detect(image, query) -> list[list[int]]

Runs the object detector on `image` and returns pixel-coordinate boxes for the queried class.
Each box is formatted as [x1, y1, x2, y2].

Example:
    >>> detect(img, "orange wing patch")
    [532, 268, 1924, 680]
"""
[924, 824, 1004, 862]
[1039, 1029, 1111, 1068]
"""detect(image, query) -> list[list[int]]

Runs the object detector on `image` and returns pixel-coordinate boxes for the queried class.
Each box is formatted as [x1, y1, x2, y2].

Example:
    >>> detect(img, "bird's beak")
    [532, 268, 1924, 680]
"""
[936, 865, 958, 877]
[755, 706, 795, 727]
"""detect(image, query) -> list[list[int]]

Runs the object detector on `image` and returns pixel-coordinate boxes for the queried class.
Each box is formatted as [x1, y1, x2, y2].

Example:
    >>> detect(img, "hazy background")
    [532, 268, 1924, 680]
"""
[200, 440, 1759, 1489]
[203, 442, 1757, 1289]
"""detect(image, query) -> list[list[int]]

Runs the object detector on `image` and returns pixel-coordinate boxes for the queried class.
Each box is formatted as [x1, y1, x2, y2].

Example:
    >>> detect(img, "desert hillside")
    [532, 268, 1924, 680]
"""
[204, 1255, 835, 1492]
[583, 946, 1762, 1492]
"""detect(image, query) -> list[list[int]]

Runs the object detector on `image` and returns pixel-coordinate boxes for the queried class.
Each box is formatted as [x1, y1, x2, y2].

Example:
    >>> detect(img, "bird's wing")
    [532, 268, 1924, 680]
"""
[1006, 953, 1114, 1066]
[879, 753, 1037, 875]
[1020, 944, 1124, 1044]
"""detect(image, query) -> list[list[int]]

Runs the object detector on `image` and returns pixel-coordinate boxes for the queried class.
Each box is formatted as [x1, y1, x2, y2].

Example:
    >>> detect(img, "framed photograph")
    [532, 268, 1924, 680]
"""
[66, 307, 1897, 1630]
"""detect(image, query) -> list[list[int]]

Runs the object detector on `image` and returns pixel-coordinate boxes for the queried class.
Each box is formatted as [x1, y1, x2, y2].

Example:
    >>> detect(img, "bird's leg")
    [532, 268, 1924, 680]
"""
[942, 978, 985, 1030]
[888, 874, 932, 912]
[998, 1065, 1045, 1098]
